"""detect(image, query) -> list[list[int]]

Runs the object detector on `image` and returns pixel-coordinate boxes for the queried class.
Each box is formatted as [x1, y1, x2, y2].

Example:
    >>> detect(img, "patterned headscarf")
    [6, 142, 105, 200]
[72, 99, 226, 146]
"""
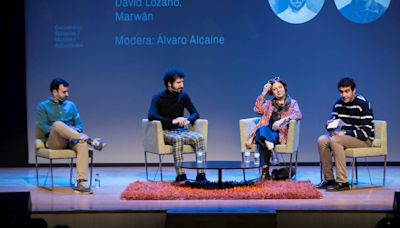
[272, 95, 292, 116]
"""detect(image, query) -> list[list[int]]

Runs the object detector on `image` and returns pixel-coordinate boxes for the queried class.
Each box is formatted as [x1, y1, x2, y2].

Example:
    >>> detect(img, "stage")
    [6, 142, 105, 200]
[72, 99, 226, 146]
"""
[1, 165, 398, 228]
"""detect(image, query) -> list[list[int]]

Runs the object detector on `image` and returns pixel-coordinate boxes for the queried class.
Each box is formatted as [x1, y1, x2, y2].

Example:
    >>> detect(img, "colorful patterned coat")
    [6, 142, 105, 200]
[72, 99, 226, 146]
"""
[249, 95, 302, 144]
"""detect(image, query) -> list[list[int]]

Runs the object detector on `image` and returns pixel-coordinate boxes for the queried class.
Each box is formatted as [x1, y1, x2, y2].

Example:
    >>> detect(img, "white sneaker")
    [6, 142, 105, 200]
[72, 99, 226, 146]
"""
[87, 138, 106, 151]
[72, 180, 93, 194]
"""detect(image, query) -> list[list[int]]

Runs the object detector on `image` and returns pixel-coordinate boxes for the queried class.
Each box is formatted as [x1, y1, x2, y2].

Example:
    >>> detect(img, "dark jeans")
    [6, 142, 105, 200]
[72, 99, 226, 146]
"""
[257, 143, 271, 165]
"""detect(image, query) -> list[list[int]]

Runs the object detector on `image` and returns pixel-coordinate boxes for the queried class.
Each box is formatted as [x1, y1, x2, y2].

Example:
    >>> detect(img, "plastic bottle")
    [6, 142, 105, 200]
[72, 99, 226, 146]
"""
[244, 149, 251, 163]
[196, 150, 204, 163]
[94, 173, 101, 188]
[254, 150, 260, 165]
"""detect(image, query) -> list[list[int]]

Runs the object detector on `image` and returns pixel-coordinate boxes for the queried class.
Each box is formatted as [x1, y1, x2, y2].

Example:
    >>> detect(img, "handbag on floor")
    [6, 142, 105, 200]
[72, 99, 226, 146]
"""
[271, 167, 295, 180]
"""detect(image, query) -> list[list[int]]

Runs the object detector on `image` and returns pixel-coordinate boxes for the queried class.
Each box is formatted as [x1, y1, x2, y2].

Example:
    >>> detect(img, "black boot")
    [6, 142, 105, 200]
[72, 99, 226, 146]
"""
[175, 174, 187, 182]
[261, 165, 270, 180]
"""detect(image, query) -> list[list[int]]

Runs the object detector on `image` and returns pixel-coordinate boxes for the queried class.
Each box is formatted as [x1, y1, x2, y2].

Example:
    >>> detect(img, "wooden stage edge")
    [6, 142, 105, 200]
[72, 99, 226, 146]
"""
[1, 166, 399, 228]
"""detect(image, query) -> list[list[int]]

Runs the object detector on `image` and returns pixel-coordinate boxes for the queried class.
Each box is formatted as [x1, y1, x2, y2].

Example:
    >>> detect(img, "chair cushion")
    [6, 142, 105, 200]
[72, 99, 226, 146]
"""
[345, 147, 387, 157]
[244, 143, 293, 154]
[158, 145, 196, 155]
[372, 139, 381, 147]
[36, 148, 77, 159]
[275, 144, 293, 154]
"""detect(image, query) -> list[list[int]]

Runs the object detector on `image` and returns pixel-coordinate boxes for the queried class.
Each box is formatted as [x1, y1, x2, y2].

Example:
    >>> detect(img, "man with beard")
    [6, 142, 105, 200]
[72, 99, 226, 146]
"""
[277, 0, 318, 24]
[148, 68, 207, 182]
[36, 78, 106, 194]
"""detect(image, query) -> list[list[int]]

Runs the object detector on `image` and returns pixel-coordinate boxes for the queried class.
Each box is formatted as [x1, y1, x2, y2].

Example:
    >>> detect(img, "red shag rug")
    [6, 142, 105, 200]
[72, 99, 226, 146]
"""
[120, 180, 322, 200]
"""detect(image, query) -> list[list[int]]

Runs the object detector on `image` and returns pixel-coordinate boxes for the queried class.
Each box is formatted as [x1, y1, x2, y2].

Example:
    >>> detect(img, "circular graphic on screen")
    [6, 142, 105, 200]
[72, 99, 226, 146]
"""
[268, 0, 325, 24]
[335, 0, 391, 24]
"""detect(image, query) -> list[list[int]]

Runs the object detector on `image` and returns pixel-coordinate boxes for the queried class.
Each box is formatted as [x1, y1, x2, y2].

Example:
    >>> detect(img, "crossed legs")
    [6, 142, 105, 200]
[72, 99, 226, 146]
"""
[47, 121, 89, 181]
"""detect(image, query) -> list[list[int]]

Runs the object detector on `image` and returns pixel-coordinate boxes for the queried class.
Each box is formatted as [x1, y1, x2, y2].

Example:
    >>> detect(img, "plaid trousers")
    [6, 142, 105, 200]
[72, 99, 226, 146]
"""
[163, 129, 205, 175]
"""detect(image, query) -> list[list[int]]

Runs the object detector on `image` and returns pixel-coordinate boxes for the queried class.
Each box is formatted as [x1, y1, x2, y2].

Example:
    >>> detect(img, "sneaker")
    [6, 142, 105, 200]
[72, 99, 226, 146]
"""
[175, 174, 187, 182]
[195, 173, 207, 182]
[316, 179, 336, 189]
[72, 180, 93, 194]
[326, 182, 350, 192]
[87, 138, 106, 151]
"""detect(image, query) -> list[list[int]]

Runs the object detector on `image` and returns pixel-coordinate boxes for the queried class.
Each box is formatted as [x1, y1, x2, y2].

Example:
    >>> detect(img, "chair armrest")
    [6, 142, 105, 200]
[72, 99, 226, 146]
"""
[373, 120, 387, 151]
[189, 119, 208, 151]
[239, 117, 260, 152]
[36, 139, 45, 149]
[283, 120, 301, 152]
[142, 119, 165, 153]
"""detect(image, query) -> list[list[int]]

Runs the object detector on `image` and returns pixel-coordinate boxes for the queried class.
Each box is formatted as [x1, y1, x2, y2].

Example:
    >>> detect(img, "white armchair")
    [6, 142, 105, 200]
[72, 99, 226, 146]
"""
[239, 117, 301, 179]
[35, 124, 94, 190]
[345, 120, 387, 189]
[142, 119, 208, 181]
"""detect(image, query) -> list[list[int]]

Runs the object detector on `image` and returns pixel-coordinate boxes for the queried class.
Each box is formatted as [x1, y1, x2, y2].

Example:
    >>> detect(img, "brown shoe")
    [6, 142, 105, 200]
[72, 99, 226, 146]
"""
[261, 166, 270, 180]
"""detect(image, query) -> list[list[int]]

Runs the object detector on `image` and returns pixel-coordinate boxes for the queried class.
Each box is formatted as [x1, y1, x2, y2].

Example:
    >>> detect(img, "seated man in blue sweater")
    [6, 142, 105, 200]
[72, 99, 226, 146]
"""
[317, 77, 374, 191]
[36, 78, 106, 193]
[148, 67, 207, 182]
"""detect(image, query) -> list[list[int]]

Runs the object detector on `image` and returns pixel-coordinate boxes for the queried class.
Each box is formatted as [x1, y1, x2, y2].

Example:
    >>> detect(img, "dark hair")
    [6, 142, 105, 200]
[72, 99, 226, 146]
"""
[50, 78, 69, 92]
[268, 79, 288, 96]
[338, 77, 356, 91]
[163, 67, 185, 87]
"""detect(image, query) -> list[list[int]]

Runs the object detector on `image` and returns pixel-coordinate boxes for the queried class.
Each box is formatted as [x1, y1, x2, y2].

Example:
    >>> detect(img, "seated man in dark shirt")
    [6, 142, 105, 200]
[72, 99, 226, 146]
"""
[148, 67, 207, 182]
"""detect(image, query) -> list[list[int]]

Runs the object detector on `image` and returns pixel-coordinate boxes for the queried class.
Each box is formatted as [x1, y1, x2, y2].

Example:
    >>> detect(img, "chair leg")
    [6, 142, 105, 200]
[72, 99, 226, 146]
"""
[351, 158, 355, 190]
[241, 153, 246, 181]
[50, 159, 54, 191]
[355, 158, 358, 184]
[365, 157, 373, 185]
[383, 155, 387, 185]
[144, 151, 149, 181]
[294, 150, 298, 180]
[320, 160, 323, 182]
[69, 158, 74, 186]
[159, 155, 163, 182]
[35, 156, 39, 186]
[89, 150, 94, 188]
[289, 153, 293, 179]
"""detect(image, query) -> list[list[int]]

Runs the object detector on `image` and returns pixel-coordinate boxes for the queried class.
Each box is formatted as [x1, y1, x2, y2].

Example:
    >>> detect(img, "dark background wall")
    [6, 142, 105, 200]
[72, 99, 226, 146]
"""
[2, 1, 400, 166]
[1, 1, 27, 166]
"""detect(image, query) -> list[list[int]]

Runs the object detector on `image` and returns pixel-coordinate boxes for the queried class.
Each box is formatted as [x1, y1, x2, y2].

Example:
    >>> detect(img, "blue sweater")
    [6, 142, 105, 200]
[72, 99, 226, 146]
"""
[36, 97, 83, 137]
[148, 90, 199, 130]
[330, 95, 374, 141]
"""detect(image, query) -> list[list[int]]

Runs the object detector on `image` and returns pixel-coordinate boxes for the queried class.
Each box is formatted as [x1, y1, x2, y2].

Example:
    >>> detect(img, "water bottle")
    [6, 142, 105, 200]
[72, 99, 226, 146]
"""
[94, 173, 101, 188]
[196, 149, 205, 163]
[254, 150, 260, 165]
[244, 149, 251, 163]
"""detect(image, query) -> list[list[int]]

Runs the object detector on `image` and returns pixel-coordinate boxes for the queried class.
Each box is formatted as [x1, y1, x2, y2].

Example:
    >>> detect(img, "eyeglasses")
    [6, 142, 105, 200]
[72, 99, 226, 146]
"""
[267, 76, 280, 84]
